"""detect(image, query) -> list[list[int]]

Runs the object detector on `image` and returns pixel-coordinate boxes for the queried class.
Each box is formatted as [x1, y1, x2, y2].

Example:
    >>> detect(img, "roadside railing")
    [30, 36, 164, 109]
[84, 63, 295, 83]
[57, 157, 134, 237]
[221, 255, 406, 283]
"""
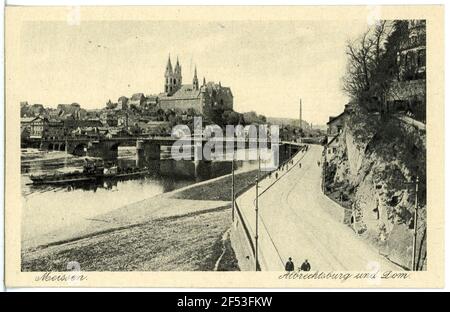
[234, 201, 256, 257]
[232, 142, 310, 270]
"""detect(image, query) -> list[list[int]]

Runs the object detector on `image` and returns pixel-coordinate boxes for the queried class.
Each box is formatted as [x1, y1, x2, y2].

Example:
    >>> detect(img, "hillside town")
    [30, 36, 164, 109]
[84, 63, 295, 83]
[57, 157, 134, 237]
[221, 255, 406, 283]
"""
[21, 55, 321, 149]
[20, 56, 239, 147]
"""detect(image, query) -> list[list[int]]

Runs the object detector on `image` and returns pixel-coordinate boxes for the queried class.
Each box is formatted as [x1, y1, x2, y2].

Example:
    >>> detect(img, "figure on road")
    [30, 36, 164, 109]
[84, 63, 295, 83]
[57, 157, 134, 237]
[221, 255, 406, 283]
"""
[275, 172, 279, 179]
[299, 163, 302, 168]
[285, 257, 295, 271]
[300, 259, 311, 271]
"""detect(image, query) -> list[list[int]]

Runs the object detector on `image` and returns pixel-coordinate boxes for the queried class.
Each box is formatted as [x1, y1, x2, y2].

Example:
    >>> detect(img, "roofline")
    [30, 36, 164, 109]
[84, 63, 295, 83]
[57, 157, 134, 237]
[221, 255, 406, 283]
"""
[326, 111, 347, 125]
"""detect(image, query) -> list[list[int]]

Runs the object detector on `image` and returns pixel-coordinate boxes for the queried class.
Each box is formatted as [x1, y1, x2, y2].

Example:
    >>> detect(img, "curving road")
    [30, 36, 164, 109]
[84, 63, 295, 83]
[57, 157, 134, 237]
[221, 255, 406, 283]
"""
[236, 144, 401, 271]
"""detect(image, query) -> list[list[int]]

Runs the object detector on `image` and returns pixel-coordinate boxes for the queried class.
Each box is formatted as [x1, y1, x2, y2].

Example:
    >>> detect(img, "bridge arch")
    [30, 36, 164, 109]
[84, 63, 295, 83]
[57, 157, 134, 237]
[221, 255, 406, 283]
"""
[109, 142, 122, 151]
[73, 143, 88, 156]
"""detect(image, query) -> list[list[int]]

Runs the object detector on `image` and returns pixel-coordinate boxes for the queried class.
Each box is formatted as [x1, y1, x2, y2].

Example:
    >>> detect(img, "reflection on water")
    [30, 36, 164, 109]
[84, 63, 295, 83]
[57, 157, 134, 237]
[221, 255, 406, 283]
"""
[21, 147, 261, 240]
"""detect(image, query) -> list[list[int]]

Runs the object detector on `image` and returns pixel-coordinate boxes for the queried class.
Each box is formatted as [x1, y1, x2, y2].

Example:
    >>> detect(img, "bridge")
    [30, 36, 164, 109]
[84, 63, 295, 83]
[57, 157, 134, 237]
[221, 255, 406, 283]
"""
[38, 135, 281, 162]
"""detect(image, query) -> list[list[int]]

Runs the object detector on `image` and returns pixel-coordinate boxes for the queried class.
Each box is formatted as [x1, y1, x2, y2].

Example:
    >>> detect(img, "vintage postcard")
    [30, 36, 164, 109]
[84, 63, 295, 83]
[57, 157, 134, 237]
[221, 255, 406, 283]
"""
[4, 5, 444, 288]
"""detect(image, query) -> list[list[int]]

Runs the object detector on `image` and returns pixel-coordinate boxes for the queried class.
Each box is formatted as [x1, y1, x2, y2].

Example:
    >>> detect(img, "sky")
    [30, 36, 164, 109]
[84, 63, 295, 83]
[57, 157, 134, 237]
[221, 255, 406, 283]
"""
[18, 19, 369, 125]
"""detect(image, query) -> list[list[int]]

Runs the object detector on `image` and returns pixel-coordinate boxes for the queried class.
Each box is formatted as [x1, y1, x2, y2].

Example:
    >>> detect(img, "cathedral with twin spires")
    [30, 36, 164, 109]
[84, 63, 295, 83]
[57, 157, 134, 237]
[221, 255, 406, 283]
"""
[158, 55, 233, 114]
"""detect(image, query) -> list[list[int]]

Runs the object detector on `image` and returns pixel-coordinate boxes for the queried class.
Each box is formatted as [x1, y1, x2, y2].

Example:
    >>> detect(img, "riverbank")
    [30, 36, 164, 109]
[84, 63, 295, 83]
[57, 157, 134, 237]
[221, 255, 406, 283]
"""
[22, 169, 259, 271]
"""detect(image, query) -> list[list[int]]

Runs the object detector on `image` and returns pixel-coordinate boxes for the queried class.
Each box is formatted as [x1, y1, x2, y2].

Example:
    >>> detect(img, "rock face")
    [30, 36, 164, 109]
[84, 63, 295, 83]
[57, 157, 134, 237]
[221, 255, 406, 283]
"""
[325, 115, 426, 270]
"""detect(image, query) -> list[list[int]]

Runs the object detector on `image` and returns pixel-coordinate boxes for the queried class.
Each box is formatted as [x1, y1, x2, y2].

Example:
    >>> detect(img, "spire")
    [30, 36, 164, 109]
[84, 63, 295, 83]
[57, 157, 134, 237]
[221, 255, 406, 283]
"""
[193, 66, 199, 90]
[174, 56, 181, 76]
[165, 55, 173, 77]
[203, 77, 206, 86]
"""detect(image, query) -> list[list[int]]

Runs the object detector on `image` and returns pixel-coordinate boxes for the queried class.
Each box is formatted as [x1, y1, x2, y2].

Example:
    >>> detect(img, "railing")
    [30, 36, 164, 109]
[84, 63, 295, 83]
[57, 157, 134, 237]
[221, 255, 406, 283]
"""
[234, 201, 256, 256]
[232, 142, 309, 270]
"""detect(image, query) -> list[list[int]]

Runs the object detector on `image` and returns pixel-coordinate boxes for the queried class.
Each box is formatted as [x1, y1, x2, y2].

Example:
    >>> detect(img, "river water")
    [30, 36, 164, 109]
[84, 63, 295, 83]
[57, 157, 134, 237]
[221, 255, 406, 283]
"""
[21, 147, 263, 241]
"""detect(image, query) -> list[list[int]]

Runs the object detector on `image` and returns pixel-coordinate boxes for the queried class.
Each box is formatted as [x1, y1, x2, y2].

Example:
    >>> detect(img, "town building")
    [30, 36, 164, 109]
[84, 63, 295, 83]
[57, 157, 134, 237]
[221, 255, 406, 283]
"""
[100, 110, 119, 127]
[62, 118, 103, 133]
[116, 96, 129, 111]
[56, 103, 87, 120]
[326, 112, 347, 143]
[325, 102, 355, 160]
[398, 20, 426, 81]
[325, 135, 340, 162]
[21, 116, 48, 139]
[20, 102, 46, 117]
[326, 102, 355, 141]
[138, 121, 170, 135]
[117, 111, 130, 128]
[142, 95, 159, 111]
[158, 56, 233, 114]
[128, 93, 146, 109]
[46, 119, 66, 139]
[386, 20, 426, 122]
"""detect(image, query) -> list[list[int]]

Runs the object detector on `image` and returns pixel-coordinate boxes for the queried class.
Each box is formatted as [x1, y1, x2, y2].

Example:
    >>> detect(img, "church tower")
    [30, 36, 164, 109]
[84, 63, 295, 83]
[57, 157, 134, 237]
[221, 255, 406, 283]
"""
[174, 57, 182, 90]
[193, 66, 199, 90]
[164, 55, 175, 95]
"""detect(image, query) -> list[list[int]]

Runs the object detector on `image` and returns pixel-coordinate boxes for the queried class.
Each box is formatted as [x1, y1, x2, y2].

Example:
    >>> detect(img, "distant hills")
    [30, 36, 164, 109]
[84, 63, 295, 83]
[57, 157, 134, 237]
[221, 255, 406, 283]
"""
[266, 116, 326, 131]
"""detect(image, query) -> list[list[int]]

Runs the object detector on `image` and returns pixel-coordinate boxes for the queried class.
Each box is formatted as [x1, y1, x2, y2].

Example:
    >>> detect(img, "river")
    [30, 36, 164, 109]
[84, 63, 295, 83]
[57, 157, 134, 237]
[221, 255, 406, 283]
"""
[21, 147, 263, 241]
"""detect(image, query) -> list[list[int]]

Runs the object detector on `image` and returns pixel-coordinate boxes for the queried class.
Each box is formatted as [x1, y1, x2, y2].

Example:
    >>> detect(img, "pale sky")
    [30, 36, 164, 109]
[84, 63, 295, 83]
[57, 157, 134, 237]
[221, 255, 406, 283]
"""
[19, 20, 369, 125]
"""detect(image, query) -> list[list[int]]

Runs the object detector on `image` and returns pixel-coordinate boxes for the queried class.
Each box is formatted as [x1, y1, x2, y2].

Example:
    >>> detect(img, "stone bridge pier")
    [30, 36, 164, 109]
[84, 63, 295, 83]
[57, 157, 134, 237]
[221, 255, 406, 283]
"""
[86, 141, 121, 160]
[65, 140, 89, 156]
[136, 140, 161, 166]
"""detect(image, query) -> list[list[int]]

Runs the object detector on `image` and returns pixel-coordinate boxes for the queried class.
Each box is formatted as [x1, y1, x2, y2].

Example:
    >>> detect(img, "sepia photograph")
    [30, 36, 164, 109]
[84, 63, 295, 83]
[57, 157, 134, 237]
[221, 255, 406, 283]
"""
[3, 5, 445, 288]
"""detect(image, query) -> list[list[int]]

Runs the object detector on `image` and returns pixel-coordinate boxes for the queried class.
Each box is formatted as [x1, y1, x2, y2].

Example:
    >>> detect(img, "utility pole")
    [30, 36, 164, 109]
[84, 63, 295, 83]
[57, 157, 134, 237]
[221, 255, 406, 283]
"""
[258, 147, 261, 175]
[255, 175, 259, 271]
[231, 150, 235, 222]
[299, 98, 302, 131]
[322, 153, 326, 193]
[255, 151, 260, 271]
[412, 175, 420, 271]
[299, 98, 302, 143]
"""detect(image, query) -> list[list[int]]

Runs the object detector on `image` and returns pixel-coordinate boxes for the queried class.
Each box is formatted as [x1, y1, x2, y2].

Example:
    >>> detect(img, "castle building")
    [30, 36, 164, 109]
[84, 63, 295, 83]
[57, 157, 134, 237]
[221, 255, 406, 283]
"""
[158, 56, 233, 114]
[386, 20, 426, 122]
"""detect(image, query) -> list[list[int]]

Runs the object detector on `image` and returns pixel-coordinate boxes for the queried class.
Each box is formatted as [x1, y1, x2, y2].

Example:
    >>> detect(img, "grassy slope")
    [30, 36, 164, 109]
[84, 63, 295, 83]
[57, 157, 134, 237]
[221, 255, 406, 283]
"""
[22, 207, 236, 271]
[22, 170, 258, 271]
[170, 170, 259, 201]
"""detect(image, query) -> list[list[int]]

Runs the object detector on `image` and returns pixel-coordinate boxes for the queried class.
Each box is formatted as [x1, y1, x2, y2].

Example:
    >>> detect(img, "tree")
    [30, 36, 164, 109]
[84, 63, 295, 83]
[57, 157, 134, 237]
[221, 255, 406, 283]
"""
[343, 21, 394, 112]
[225, 111, 241, 125]
[204, 105, 225, 126]
[242, 111, 267, 125]
[106, 99, 117, 109]
[186, 108, 198, 117]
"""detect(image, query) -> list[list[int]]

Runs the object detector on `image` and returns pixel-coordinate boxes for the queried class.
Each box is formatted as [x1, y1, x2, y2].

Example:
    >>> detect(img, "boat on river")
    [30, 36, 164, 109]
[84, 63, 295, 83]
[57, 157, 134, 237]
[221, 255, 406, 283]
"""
[29, 157, 150, 185]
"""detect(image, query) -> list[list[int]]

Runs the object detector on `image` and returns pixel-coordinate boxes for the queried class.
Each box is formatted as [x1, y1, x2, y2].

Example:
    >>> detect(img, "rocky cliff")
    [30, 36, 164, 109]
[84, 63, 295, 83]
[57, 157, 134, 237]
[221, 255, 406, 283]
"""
[325, 113, 426, 270]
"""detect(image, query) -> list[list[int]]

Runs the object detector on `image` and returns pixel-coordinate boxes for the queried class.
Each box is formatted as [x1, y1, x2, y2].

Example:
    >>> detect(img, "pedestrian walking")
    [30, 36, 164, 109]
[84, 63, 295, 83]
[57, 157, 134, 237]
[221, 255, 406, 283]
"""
[275, 172, 279, 179]
[300, 259, 311, 271]
[285, 257, 295, 271]
[299, 163, 302, 168]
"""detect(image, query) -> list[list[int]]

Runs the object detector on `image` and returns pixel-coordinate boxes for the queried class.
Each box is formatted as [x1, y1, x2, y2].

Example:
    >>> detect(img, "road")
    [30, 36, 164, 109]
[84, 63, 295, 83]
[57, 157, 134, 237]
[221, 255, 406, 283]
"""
[236, 144, 401, 271]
